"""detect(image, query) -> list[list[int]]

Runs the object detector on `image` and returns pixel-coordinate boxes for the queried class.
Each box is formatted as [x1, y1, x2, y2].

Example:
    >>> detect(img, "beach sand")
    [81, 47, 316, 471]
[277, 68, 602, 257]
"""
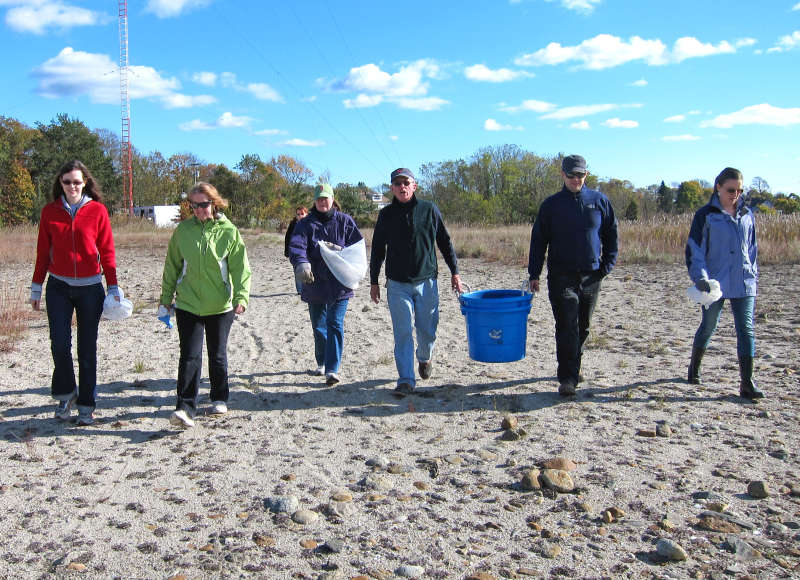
[1, 241, 799, 579]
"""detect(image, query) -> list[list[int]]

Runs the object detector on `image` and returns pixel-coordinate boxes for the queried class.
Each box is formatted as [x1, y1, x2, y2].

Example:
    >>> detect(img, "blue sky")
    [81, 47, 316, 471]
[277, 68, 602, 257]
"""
[1, 0, 799, 194]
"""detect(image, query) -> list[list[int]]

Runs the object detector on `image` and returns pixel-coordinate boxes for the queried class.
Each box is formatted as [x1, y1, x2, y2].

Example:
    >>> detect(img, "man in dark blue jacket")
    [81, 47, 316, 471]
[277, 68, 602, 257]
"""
[370, 168, 463, 395]
[528, 155, 618, 396]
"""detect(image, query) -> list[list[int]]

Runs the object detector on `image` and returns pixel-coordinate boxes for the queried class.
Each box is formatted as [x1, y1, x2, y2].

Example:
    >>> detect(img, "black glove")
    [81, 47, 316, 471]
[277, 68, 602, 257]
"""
[695, 279, 711, 293]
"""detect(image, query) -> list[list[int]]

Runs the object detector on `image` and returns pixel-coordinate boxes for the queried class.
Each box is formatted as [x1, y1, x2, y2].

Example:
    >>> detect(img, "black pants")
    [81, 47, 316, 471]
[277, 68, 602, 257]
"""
[175, 308, 235, 417]
[547, 271, 602, 386]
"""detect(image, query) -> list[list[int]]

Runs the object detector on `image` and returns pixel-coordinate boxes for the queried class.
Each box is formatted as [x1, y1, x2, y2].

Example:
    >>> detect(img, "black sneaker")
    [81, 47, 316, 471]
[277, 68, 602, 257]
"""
[558, 381, 577, 397]
[418, 361, 432, 380]
[394, 383, 414, 396]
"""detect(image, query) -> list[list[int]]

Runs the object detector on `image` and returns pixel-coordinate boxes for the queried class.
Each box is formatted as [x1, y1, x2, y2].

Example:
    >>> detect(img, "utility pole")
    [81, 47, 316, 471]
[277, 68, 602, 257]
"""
[119, 0, 133, 215]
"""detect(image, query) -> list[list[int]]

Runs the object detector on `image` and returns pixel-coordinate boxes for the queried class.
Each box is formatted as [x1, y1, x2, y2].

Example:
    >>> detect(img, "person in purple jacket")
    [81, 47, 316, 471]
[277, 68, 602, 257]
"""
[289, 184, 363, 385]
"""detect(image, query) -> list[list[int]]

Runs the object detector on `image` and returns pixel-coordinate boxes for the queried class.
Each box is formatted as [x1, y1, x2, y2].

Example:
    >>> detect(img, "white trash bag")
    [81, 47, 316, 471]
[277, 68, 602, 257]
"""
[102, 287, 133, 320]
[686, 279, 722, 309]
[318, 238, 367, 289]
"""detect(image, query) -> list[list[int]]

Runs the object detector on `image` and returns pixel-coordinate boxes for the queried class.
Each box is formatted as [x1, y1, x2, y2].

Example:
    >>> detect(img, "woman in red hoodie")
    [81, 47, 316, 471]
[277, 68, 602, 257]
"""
[30, 160, 119, 426]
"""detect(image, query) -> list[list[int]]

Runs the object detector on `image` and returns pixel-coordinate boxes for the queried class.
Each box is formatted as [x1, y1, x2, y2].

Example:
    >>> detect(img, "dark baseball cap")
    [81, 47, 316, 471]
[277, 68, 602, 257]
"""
[562, 155, 587, 174]
[390, 168, 415, 182]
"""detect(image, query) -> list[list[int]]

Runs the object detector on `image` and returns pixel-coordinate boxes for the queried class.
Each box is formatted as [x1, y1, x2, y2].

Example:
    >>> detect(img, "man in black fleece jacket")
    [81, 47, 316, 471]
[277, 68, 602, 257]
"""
[528, 155, 618, 397]
[370, 168, 463, 395]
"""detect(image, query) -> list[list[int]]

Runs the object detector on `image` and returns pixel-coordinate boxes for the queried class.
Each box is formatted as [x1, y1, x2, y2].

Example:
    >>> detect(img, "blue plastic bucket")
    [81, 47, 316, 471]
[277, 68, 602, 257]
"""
[459, 289, 533, 362]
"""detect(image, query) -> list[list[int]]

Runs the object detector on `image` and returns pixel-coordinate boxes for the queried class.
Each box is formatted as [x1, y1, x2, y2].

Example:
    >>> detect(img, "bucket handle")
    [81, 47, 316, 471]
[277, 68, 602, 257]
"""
[457, 281, 471, 296]
[521, 279, 536, 300]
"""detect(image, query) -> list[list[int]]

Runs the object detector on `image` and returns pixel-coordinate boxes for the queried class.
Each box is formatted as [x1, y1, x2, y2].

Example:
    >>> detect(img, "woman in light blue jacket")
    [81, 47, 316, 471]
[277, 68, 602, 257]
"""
[685, 167, 761, 399]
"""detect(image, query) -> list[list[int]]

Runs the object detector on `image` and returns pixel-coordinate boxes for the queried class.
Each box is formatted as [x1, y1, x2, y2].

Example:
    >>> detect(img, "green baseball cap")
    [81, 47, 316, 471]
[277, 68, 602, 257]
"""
[313, 183, 334, 199]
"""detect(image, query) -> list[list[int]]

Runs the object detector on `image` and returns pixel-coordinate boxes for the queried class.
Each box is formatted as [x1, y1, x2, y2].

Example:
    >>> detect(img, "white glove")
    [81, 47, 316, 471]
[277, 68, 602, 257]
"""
[295, 262, 314, 284]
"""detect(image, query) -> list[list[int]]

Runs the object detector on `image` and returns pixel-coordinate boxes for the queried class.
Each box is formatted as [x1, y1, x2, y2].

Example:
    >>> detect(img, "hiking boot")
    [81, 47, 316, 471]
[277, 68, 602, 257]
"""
[739, 356, 764, 399]
[394, 382, 414, 395]
[170, 409, 195, 428]
[54, 393, 77, 420]
[325, 373, 340, 386]
[688, 347, 705, 385]
[210, 401, 228, 415]
[558, 381, 577, 397]
[312, 366, 325, 376]
[418, 361, 433, 380]
[76, 410, 94, 426]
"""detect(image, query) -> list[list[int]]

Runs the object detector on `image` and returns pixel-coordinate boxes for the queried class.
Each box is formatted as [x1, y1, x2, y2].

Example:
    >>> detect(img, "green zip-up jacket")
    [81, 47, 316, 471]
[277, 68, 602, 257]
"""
[160, 214, 251, 316]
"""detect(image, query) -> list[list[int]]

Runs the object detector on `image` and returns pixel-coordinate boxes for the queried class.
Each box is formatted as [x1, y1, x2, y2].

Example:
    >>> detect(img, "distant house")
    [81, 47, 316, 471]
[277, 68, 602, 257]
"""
[369, 191, 391, 209]
[133, 205, 181, 227]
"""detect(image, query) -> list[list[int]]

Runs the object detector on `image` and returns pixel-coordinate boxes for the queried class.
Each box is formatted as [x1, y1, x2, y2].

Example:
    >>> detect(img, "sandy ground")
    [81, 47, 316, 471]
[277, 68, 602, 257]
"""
[1, 238, 799, 580]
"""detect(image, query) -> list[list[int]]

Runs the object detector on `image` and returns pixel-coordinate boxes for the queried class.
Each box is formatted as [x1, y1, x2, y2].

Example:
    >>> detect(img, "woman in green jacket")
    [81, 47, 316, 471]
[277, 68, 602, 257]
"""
[160, 182, 251, 428]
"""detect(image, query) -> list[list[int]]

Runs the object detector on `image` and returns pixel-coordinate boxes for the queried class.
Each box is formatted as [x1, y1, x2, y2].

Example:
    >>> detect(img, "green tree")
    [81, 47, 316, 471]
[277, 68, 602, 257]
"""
[28, 114, 118, 215]
[657, 181, 673, 213]
[0, 116, 38, 223]
[334, 182, 377, 226]
[624, 198, 639, 221]
[675, 180, 704, 213]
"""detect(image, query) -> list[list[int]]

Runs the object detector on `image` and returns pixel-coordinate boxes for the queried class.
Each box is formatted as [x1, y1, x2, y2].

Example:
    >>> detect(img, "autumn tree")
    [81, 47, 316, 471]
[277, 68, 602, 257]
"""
[675, 180, 705, 213]
[0, 116, 38, 224]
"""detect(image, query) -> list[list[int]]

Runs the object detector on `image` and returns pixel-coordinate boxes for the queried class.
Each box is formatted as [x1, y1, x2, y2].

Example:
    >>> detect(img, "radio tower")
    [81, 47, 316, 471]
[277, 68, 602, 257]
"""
[118, 0, 133, 215]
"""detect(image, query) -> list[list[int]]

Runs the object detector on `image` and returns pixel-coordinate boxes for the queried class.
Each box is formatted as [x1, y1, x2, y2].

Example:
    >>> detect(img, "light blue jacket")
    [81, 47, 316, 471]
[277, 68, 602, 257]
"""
[685, 193, 758, 298]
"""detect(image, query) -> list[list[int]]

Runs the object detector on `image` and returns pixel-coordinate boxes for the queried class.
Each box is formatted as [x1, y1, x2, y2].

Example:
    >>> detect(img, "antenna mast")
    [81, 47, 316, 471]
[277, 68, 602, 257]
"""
[118, 0, 133, 215]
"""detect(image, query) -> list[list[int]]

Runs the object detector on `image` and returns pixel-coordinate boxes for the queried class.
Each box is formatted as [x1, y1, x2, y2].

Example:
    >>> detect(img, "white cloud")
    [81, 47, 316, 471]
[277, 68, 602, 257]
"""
[254, 128, 286, 136]
[331, 60, 447, 110]
[178, 119, 213, 131]
[389, 135, 399, 141]
[499, 99, 556, 113]
[631, 79, 647, 87]
[662, 134, 701, 142]
[664, 114, 686, 123]
[179, 112, 253, 131]
[545, 0, 602, 14]
[700, 103, 800, 128]
[793, 2, 800, 10]
[484, 119, 523, 131]
[161, 93, 216, 108]
[540, 103, 641, 120]
[515, 33, 744, 70]
[736, 38, 757, 48]
[570, 120, 590, 130]
[32, 47, 216, 109]
[245, 82, 282, 102]
[217, 112, 252, 128]
[393, 96, 449, 111]
[220, 72, 237, 87]
[343, 94, 384, 109]
[602, 117, 638, 128]
[464, 64, 533, 82]
[145, 0, 210, 18]
[281, 138, 325, 147]
[192, 72, 217, 86]
[4, 1, 109, 34]
[768, 30, 800, 52]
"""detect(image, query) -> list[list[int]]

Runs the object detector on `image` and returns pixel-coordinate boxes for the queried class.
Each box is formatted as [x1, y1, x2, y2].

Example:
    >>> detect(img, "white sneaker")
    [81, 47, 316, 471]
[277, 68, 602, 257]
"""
[76, 411, 94, 426]
[170, 409, 195, 428]
[325, 373, 340, 386]
[54, 393, 77, 420]
[210, 401, 228, 415]
[312, 366, 325, 376]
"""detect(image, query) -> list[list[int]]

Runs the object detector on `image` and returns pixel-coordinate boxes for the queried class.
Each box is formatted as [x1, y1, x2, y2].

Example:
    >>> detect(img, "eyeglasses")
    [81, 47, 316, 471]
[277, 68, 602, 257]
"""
[190, 201, 212, 209]
[565, 172, 586, 180]
[61, 180, 84, 186]
[723, 188, 743, 194]
[392, 179, 412, 187]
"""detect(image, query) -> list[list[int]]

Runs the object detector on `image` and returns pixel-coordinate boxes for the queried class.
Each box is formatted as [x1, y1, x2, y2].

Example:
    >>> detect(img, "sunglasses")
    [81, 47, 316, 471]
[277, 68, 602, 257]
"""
[565, 172, 586, 179]
[61, 180, 84, 186]
[723, 188, 743, 194]
[190, 201, 213, 209]
[392, 179, 412, 186]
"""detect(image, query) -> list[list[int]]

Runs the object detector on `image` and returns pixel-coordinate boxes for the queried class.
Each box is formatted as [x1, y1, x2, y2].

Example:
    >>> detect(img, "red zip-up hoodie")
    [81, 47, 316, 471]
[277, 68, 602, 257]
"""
[32, 198, 118, 287]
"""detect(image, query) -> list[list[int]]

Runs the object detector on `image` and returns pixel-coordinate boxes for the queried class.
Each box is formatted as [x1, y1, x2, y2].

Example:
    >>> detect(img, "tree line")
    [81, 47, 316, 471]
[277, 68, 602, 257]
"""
[1, 114, 798, 229]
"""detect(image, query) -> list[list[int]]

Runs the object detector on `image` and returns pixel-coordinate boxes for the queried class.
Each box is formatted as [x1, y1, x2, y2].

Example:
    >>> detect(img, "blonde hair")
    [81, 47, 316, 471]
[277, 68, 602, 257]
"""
[189, 182, 228, 216]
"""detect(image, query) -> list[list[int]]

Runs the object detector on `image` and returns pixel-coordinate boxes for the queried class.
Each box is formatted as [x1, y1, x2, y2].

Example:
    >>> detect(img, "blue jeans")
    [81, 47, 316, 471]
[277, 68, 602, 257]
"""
[547, 271, 602, 386]
[175, 308, 235, 417]
[45, 277, 105, 412]
[693, 296, 755, 358]
[386, 278, 439, 388]
[308, 300, 349, 374]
